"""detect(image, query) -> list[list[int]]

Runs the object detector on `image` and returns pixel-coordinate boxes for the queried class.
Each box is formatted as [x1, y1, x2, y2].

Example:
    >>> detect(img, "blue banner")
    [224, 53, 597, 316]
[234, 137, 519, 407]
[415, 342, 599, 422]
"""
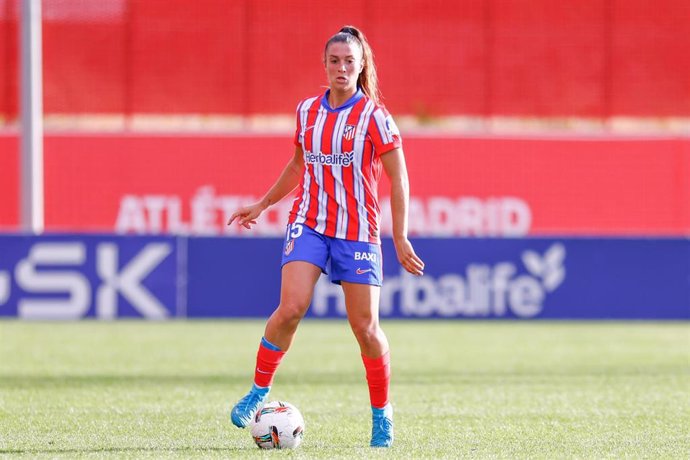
[1, 235, 688, 320]
[0, 234, 178, 319]
[186, 237, 284, 318]
[184, 237, 689, 320]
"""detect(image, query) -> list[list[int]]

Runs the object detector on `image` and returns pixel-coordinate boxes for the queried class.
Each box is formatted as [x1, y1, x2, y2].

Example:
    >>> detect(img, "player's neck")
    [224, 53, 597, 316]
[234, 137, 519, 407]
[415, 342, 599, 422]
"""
[328, 88, 357, 109]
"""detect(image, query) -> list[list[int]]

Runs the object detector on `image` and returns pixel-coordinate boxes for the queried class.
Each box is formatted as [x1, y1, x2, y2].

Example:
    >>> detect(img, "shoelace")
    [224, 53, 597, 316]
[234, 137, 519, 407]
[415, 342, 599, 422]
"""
[238, 392, 263, 411]
[372, 416, 392, 435]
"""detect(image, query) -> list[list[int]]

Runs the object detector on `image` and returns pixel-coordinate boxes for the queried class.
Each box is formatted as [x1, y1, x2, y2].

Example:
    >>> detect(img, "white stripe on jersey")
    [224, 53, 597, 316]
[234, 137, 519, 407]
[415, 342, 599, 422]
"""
[353, 100, 376, 241]
[295, 171, 310, 225]
[372, 109, 392, 145]
[312, 107, 329, 234]
[294, 97, 319, 225]
[331, 107, 353, 239]
[297, 96, 319, 151]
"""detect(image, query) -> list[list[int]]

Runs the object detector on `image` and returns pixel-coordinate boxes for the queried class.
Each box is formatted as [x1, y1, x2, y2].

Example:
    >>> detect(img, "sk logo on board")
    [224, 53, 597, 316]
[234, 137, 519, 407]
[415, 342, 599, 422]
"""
[343, 125, 356, 141]
[284, 239, 294, 256]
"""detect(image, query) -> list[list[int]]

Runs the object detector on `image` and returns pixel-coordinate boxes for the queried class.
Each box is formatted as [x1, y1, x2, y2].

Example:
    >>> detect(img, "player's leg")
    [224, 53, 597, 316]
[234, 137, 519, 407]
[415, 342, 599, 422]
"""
[264, 261, 322, 350]
[330, 238, 392, 447]
[341, 281, 394, 448]
[230, 261, 321, 428]
[231, 224, 326, 428]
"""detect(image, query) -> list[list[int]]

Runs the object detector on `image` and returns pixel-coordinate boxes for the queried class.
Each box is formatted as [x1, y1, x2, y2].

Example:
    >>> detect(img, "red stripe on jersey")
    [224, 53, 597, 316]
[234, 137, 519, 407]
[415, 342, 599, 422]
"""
[303, 100, 322, 229]
[304, 158, 322, 229]
[291, 98, 317, 228]
[364, 106, 401, 242]
[361, 146, 380, 243]
[320, 113, 338, 236]
[289, 169, 305, 225]
[302, 99, 319, 154]
[370, 107, 401, 156]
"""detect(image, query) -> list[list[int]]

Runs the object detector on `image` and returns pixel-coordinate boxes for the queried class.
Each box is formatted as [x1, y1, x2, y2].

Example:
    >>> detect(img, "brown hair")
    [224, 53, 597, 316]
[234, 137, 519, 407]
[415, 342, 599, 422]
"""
[324, 25, 380, 104]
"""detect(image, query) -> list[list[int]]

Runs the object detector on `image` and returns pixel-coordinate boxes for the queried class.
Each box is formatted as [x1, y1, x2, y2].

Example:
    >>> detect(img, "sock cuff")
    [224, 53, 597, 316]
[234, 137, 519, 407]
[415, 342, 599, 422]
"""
[261, 336, 282, 352]
[372, 402, 393, 413]
[252, 382, 271, 393]
[361, 350, 390, 368]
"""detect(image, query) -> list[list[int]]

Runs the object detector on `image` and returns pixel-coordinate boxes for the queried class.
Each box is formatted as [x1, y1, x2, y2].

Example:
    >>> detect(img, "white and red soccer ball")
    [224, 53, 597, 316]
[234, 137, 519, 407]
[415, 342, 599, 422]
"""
[250, 401, 305, 449]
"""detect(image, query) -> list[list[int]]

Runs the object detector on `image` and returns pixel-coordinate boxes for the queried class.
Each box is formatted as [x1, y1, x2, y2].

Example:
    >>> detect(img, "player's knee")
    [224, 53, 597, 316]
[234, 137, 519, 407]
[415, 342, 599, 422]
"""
[275, 300, 309, 325]
[350, 319, 380, 346]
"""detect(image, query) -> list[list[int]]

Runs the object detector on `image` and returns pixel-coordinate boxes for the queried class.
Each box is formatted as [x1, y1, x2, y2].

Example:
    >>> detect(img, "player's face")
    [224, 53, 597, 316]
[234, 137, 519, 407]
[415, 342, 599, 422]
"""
[325, 42, 363, 94]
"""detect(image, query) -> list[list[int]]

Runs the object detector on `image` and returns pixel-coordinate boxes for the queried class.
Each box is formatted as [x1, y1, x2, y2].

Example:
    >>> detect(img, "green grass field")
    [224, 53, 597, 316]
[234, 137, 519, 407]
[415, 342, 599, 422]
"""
[0, 320, 688, 458]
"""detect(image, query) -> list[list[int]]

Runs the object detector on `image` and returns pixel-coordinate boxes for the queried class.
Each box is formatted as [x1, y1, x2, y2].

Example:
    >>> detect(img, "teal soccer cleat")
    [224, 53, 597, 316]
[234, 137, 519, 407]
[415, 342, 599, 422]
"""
[370, 403, 394, 447]
[230, 383, 270, 428]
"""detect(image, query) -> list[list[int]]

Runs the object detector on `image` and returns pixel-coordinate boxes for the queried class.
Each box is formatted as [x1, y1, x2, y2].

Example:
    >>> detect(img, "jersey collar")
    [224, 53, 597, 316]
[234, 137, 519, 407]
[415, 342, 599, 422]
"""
[321, 88, 364, 112]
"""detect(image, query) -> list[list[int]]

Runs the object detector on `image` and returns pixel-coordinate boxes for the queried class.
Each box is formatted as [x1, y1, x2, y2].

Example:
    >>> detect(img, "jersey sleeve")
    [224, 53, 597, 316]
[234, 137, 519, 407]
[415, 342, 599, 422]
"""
[368, 107, 402, 156]
[293, 100, 304, 147]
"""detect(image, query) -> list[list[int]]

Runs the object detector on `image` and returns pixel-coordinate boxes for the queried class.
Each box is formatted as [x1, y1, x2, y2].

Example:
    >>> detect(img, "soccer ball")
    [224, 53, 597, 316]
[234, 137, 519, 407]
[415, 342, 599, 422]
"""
[250, 401, 305, 449]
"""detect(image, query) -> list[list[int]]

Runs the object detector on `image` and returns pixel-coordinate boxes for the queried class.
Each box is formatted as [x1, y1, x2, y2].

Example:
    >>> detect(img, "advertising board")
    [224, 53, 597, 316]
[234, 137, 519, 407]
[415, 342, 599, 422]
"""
[1, 234, 687, 320]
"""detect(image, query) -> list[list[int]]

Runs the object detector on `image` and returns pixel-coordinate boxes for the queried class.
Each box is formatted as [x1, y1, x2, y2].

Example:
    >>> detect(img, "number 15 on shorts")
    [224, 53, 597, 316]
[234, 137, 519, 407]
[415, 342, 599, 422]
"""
[287, 223, 303, 240]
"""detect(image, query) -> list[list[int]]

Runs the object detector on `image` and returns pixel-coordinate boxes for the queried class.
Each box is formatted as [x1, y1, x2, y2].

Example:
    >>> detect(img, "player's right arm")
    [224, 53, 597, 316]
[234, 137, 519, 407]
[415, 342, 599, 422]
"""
[228, 146, 304, 229]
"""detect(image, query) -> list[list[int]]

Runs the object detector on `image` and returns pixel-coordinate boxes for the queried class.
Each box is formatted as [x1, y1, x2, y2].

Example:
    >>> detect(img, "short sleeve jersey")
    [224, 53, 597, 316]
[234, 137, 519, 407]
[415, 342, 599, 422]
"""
[289, 89, 402, 243]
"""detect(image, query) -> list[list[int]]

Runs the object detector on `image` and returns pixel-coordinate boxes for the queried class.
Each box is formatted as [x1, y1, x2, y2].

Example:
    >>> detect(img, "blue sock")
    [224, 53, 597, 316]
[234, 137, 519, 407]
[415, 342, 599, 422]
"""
[261, 336, 282, 351]
[372, 403, 392, 417]
[251, 382, 271, 394]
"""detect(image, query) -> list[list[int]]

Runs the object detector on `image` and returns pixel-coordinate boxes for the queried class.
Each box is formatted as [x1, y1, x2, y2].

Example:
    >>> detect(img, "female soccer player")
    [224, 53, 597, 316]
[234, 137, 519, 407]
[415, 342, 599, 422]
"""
[228, 25, 425, 448]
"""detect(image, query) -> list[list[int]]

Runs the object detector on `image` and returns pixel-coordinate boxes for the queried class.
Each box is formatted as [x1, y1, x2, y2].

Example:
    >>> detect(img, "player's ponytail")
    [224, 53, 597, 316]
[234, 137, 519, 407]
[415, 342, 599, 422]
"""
[325, 25, 381, 105]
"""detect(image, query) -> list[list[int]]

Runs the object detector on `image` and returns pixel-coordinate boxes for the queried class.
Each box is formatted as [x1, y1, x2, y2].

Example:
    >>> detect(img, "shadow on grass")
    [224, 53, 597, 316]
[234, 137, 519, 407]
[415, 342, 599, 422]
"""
[0, 372, 365, 389]
[2, 369, 668, 392]
[0, 446, 252, 455]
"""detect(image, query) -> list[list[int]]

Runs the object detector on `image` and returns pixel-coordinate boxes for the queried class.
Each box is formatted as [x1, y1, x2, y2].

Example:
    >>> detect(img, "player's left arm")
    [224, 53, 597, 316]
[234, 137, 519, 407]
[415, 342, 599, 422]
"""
[381, 148, 425, 276]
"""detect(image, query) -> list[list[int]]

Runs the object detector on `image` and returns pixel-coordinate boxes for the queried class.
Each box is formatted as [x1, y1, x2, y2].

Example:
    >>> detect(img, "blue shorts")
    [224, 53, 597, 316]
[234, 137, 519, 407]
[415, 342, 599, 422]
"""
[281, 223, 383, 286]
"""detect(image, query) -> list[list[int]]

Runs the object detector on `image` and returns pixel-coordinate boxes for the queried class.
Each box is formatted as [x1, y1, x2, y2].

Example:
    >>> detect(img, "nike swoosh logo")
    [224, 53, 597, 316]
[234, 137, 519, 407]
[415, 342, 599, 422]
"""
[256, 368, 272, 374]
[356, 268, 373, 275]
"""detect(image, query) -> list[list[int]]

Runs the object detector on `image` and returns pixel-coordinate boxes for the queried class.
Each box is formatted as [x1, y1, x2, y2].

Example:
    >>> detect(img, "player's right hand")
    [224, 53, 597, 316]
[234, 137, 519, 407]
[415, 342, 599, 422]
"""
[228, 203, 264, 229]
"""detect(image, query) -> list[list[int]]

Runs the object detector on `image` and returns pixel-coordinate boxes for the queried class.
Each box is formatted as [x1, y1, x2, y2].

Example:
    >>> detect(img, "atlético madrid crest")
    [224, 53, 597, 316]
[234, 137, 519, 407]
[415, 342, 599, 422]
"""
[284, 239, 294, 256]
[343, 125, 356, 141]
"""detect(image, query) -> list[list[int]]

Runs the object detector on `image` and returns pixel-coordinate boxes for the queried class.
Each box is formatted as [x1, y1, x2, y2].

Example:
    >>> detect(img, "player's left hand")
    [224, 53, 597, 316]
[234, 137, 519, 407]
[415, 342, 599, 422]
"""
[393, 237, 424, 276]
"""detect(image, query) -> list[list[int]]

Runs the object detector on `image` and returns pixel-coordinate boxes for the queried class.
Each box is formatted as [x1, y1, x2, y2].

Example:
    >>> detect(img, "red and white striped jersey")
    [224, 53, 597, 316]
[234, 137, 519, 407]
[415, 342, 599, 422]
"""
[289, 89, 402, 243]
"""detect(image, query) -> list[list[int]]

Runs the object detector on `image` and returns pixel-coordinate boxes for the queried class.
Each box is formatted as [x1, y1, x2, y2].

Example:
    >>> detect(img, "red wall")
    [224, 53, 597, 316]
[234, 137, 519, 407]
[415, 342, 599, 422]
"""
[1, 133, 688, 236]
[0, 0, 18, 121]
[0, 134, 18, 226]
[1, 0, 689, 120]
